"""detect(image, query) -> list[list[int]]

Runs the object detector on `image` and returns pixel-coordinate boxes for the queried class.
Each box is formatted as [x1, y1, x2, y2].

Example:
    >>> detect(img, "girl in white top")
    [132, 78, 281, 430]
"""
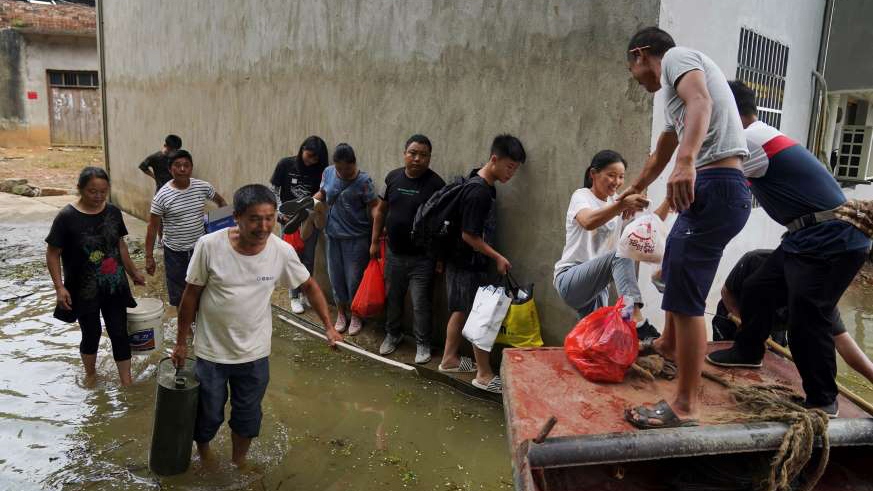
[554, 150, 667, 333]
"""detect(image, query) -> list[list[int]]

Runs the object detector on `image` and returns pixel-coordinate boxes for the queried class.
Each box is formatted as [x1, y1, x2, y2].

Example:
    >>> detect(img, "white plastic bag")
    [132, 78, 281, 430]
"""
[462, 285, 512, 352]
[617, 210, 667, 263]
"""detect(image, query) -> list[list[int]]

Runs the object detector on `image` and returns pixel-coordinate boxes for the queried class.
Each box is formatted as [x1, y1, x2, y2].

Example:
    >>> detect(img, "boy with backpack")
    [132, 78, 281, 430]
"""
[433, 134, 526, 394]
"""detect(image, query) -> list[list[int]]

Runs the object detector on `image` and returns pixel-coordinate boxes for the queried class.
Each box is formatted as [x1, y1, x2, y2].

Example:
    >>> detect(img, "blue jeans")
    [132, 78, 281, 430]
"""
[661, 168, 751, 316]
[194, 357, 270, 443]
[326, 235, 370, 305]
[554, 251, 642, 319]
[291, 230, 319, 298]
[384, 250, 435, 345]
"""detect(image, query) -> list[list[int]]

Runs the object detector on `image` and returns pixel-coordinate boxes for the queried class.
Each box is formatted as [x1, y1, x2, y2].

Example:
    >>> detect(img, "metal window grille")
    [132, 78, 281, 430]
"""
[47, 70, 99, 88]
[736, 28, 788, 129]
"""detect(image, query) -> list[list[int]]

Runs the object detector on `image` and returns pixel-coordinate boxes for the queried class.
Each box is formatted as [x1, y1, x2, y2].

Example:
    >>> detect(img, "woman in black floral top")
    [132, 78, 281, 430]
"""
[46, 167, 146, 386]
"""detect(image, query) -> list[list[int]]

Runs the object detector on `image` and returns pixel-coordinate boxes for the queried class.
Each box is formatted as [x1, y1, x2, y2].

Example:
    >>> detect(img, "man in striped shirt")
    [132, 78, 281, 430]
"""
[145, 150, 227, 307]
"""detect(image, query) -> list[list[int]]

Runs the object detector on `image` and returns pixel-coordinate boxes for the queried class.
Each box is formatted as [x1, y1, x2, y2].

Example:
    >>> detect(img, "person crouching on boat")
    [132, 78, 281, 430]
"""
[172, 184, 343, 469]
[705, 81, 872, 417]
[554, 150, 667, 338]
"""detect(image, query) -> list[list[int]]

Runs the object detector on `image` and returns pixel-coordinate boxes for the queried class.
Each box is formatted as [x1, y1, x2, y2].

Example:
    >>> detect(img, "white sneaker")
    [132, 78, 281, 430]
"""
[334, 312, 348, 333]
[415, 344, 431, 364]
[290, 297, 305, 314]
[301, 294, 311, 308]
[379, 334, 402, 355]
[348, 316, 363, 336]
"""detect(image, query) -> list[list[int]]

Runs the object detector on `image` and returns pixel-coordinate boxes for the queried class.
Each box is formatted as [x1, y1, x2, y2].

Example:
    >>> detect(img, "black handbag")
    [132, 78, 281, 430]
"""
[53, 304, 77, 323]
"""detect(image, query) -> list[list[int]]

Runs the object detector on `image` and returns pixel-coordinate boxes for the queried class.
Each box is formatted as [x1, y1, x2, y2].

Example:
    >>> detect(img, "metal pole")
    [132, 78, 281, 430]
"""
[527, 419, 873, 469]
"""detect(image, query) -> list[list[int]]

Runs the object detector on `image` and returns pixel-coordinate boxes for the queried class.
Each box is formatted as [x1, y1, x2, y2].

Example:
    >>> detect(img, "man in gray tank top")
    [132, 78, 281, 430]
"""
[620, 27, 752, 429]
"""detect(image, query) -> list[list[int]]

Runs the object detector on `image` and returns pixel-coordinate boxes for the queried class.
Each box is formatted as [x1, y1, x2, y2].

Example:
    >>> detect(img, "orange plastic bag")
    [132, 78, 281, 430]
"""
[564, 297, 638, 383]
[351, 258, 386, 318]
[283, 231, 305, 252]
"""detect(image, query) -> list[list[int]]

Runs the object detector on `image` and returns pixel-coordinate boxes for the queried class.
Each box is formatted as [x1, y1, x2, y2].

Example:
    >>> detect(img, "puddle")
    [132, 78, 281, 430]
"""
[0, 223, 511, 491]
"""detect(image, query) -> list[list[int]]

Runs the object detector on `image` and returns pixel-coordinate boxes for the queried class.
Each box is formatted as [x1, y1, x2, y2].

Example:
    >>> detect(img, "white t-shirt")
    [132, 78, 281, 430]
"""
[185, 229, 310, 364]
[554, 188, 621, 278]
[150, 178, 215, 252]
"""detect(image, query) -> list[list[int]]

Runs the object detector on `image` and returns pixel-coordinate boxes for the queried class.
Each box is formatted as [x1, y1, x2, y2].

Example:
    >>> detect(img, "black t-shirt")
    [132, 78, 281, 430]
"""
[45, 203, 134, 313]
[139, 151, 173, 191]
[452, 171, 496, 271]
[270, 156, 326, 203]
[383, 167, 446, 255]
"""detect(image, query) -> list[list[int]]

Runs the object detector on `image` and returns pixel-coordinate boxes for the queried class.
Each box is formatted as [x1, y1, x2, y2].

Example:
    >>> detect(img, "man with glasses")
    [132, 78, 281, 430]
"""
[372, 135, 445, 363]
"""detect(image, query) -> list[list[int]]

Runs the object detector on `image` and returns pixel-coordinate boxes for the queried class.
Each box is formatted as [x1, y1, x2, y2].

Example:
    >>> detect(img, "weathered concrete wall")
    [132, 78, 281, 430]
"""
[21, 33, 98, 129]
[0, 29, 25, 137]
[102, 0, 659, 345]
[826, 0, 873, 92]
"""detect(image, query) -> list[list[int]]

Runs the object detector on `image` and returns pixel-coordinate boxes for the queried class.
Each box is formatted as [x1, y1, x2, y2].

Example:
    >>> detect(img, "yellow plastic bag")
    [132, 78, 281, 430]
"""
[496, 280, 544, 348]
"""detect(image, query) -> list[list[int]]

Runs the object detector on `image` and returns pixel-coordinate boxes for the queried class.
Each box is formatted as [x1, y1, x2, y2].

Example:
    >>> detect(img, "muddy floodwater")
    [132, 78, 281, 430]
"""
[0, 221, 511, 490]
[2, 209, 873, 490]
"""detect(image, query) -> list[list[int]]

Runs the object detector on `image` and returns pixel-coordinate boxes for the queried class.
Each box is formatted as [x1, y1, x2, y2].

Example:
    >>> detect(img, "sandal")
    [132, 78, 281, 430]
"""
[472, 376, 502, 394]
[438, 356, 476, 373]
[624, 400, 699, 429]
[638, 338, 659, 357]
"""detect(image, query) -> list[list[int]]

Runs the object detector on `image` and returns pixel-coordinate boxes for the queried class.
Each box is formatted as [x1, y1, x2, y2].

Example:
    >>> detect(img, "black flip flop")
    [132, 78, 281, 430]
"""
[625, 400, 699, 429]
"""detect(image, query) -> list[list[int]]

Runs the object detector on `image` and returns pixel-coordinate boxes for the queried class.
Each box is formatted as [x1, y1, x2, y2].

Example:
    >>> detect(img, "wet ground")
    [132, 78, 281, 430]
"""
[2, 190, 873, 490]
[0, 194, 511, 490]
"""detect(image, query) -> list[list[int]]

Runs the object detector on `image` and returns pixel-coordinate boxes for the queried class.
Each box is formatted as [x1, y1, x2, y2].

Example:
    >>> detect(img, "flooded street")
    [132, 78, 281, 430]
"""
[0, 200, 511, 491]
[2, 192, 873, 490]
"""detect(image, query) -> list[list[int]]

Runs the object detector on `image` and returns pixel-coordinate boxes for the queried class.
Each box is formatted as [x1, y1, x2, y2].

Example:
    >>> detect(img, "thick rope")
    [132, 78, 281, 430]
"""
[703, 371, 830, 491]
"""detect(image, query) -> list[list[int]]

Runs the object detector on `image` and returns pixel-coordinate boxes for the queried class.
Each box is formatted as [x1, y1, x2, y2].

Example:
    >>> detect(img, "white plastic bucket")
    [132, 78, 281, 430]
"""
[127, 298, 165, 353]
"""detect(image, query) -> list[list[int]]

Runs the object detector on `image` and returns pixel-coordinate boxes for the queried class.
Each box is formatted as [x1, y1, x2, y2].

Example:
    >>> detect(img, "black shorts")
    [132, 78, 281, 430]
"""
[445, 264, 488, 313]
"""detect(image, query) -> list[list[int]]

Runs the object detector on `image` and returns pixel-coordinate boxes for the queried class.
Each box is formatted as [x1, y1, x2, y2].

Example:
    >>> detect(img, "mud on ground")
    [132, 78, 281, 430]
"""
[0, 146, 104, 190]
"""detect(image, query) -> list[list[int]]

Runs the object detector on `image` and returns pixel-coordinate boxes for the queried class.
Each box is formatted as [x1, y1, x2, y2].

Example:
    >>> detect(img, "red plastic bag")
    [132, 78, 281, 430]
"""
[351, 258, 386, 318]
[564, 297, 638, 383]
[283, 231, 305, 252]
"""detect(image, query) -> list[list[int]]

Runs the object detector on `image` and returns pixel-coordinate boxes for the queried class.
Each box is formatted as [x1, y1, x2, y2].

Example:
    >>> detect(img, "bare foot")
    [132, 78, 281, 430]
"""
[79, 372, 98, 389]
[196, 443, 219, 473]
[652, 338, 677, 361]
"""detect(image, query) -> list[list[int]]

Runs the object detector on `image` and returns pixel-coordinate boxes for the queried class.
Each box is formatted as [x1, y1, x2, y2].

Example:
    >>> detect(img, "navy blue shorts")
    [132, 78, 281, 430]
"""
[661, 168, 751, 316]
[194, 357, 270, 443]
[164, 247, 193, 307]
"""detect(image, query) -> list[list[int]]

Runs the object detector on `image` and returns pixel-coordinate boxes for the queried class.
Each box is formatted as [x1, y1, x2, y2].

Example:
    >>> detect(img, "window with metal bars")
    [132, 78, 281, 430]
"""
[735, 28, 788, 129]
[47, 70, 99, 88]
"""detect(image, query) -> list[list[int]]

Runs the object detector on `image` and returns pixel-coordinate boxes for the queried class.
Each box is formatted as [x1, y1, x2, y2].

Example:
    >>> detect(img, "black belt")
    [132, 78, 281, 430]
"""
[785, 209, 839, 233]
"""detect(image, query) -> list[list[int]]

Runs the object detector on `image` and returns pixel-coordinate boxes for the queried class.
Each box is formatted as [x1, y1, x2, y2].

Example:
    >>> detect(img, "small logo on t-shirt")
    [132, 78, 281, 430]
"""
[256, 275, 275, 282]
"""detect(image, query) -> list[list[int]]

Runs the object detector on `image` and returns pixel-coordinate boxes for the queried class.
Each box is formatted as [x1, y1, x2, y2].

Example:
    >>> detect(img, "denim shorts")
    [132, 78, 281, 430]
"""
[194, 357, 270, 443]
[661, 168, 751, 316]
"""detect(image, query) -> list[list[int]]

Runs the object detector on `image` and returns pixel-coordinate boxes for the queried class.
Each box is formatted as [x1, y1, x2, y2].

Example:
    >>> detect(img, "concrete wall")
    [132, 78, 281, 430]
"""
[826, 0, 873, 92]
[101, 0, 660, 345]
[0, 31, 98, 146]
[0, 29, 24, 134]
[635, 0, 827, 327]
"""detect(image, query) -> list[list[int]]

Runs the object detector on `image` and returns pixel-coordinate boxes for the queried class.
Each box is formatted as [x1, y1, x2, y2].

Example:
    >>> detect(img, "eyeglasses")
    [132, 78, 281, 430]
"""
[628, 45, 651, 56]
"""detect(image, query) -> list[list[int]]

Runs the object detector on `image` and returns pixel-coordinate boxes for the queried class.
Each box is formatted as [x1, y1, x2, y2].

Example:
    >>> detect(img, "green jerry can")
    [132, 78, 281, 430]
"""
[149, 357, 199, 476]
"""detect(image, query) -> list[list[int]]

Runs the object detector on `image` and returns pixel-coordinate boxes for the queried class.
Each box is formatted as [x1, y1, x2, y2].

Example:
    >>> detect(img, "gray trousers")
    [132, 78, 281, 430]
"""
[384, 250, 435, 346]
[554, 251, 642, 319]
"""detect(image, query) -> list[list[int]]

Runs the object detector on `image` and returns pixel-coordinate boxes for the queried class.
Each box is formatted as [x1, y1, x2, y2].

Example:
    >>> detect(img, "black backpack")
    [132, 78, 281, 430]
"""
[411, 175, 484, 259]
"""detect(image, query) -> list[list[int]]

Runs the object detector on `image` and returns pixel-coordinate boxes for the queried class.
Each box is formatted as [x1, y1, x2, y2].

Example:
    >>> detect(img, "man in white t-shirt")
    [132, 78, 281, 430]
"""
[171, 184, 342, 469]
[145, 150, 226, 307]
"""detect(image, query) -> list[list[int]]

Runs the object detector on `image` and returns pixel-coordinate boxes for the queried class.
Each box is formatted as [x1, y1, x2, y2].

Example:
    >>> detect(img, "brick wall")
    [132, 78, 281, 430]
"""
[0, 0, 95, 34]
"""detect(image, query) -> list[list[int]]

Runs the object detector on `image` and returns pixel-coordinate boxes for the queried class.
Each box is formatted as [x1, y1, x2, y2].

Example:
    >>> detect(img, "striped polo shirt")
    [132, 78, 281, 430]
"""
[150, 178, 215, 252]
